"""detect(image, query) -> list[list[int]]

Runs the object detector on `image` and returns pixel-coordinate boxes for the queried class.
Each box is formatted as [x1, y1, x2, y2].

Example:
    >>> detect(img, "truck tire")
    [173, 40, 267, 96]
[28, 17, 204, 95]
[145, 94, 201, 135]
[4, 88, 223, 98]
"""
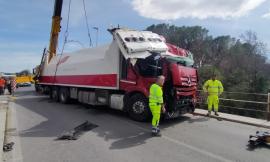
[35, 85, 43, 93]
[127, 94, 151, 122]
[35, 84, 39, 92]
[59, 87, 70, 104]
[51, 87, 59, 102]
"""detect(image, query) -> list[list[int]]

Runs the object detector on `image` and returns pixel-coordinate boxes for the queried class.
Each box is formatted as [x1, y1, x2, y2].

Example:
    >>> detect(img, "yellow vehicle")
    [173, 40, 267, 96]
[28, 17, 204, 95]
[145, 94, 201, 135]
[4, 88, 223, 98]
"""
[16, 75, 33, 87]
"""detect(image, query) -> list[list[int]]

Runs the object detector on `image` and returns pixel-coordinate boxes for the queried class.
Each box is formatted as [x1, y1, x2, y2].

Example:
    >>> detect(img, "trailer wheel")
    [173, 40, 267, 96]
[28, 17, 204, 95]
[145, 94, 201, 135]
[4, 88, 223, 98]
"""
[127, 94, 151, 122]
[51, 87, 59, 102]
[59, 87, 70, 104]
[49, 87, 53, 99]
[36, 85, 44, 94]
[35, 84, 39, 92]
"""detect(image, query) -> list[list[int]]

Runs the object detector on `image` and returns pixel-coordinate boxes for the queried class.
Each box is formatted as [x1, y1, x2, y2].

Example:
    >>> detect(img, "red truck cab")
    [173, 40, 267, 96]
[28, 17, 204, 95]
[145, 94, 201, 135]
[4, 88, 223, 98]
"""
[119, 42, 197, 121]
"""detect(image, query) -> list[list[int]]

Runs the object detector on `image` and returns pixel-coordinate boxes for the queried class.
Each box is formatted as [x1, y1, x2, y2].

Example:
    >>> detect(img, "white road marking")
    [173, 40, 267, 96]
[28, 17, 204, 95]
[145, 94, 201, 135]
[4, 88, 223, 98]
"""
[123, 119, 233, 162]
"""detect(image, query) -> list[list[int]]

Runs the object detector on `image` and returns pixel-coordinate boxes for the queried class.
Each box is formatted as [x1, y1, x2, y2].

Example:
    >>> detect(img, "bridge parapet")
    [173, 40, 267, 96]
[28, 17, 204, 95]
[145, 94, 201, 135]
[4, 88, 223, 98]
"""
[197, 90, 270, 121]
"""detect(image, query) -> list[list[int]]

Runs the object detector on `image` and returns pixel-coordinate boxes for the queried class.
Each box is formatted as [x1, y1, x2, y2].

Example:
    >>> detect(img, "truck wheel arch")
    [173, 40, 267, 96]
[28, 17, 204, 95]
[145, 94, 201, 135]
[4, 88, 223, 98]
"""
[124, 92, 151, 122]
[123, 91, 147, 111]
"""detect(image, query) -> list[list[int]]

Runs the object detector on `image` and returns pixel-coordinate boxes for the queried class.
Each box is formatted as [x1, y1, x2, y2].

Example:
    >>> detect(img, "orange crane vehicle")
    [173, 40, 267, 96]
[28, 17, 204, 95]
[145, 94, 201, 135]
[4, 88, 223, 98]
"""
[33, 0, 198, 121]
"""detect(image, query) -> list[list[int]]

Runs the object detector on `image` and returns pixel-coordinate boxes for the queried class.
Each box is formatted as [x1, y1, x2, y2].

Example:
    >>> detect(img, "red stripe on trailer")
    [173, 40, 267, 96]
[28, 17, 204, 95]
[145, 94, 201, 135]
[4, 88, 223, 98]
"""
[40, 74, 117, 87]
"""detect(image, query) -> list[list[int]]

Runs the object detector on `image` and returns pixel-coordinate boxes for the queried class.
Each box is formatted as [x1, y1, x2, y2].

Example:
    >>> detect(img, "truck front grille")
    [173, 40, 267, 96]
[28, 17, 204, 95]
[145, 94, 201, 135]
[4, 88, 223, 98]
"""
[180, 76, 197, 87]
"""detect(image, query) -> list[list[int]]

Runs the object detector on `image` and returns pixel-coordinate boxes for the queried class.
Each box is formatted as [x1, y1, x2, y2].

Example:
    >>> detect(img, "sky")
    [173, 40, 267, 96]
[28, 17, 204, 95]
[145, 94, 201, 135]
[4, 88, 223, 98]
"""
[1, 0, 270, 73]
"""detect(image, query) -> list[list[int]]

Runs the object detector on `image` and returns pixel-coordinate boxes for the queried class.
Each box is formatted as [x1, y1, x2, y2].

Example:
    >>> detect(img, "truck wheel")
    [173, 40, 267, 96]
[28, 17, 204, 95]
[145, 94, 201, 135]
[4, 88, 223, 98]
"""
[35, 85, 43, 93]
[35, 85, 40, 92]
[127, 94, 151, 122]
[51, 87, 59, 102]
[59, 87, 70, 104]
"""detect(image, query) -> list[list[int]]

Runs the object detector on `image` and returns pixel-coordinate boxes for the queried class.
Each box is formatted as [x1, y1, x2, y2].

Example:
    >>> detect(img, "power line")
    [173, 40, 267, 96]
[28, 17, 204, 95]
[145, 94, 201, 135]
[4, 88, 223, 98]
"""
[60, 0, 72, 55]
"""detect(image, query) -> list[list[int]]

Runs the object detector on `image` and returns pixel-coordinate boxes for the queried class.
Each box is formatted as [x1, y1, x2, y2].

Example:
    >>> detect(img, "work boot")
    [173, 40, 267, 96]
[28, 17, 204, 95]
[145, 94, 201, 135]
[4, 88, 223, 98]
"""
[214, 111, 219, 116]
[156, 127, 161, 135]
[152, 127, 157, 135]
[206, 111, 211, 116]
[152, 131, 161, 137]
[151, 127, 161, 137]
[155, 131, 162, 137]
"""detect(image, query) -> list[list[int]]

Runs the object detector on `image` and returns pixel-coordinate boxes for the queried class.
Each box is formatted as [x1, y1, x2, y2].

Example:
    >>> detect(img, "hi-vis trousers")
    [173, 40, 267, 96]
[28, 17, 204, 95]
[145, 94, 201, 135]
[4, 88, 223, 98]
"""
[207, 95, 219, 112]
[149, 104, 161, 127]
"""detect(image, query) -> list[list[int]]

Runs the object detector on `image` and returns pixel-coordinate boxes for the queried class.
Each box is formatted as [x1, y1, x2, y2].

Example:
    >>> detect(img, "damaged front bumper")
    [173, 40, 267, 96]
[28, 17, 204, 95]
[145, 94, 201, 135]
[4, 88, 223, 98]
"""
[164, 98, 195, 119]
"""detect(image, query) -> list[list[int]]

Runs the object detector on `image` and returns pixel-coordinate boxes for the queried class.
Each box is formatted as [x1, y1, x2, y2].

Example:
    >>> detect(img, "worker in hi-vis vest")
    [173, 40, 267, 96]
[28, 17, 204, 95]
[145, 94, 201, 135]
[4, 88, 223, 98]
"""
[203, 74, 224, 116]
[149, 76, 166, 136]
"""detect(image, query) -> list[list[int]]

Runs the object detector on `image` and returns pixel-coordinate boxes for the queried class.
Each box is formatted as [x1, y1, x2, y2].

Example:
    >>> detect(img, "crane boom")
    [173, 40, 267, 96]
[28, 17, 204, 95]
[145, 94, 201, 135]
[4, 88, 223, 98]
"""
[48, 0, 63, 63]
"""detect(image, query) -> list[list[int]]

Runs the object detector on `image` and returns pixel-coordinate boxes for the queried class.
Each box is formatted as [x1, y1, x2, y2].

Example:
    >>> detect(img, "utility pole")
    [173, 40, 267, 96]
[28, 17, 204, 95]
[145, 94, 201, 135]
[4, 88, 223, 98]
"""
[48, 0, 63, 63]
[93, 27, 99, 47]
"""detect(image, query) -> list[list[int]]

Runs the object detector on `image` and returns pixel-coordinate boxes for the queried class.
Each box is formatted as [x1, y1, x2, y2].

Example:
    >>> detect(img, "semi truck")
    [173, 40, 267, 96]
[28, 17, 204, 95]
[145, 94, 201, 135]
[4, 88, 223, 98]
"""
[34, 0, 198, 121]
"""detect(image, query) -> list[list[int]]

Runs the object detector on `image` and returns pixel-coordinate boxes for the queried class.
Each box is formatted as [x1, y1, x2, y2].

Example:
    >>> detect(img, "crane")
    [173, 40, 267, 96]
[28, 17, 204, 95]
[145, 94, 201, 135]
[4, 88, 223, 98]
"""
[48, 0, 63, 63]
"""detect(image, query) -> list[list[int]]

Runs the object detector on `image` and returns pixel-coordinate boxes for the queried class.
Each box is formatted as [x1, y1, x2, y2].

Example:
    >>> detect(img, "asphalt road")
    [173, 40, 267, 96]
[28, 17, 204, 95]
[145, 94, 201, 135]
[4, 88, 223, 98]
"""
[5, 86, 270, 162]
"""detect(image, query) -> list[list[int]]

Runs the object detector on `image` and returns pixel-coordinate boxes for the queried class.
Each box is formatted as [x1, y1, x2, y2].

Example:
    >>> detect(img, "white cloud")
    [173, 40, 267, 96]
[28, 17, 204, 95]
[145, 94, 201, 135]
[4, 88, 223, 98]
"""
[262, 12, 270, 18]
[131, 0, 266, 20]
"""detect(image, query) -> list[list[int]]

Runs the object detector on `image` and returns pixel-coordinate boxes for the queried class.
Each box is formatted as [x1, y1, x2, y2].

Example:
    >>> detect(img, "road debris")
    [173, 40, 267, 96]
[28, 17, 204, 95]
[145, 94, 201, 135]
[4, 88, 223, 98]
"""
[3, 142, 14, 152]
[248, 131, 270, 148]
[57, 121, 98, 140]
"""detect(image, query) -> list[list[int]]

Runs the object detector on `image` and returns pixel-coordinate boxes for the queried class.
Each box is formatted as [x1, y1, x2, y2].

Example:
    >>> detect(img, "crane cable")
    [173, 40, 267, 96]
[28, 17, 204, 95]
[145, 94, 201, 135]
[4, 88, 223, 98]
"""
[54, 0, 92, 79]
[82, 0, 93, 47]
[60, 0, 92, 53]
[54, 0, 72, 81]
[60, 0, 72, 55]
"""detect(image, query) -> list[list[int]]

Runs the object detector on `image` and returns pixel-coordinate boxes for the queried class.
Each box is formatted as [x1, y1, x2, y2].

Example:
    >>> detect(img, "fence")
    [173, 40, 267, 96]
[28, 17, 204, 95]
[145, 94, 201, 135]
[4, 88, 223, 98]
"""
[197, 90, 270, 121]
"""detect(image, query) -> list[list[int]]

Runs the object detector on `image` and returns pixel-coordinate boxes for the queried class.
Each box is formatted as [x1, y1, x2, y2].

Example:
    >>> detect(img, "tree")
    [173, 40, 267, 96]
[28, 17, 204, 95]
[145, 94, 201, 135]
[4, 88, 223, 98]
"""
[146, 24, 270, 94]
[17, 69, 31, 76]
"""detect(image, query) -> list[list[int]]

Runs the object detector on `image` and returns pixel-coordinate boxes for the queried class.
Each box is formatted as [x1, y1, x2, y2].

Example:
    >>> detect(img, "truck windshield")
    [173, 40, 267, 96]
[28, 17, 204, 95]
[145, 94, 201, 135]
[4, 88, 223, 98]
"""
[136, 53, 163, 77]
[165, 51, 194, 67]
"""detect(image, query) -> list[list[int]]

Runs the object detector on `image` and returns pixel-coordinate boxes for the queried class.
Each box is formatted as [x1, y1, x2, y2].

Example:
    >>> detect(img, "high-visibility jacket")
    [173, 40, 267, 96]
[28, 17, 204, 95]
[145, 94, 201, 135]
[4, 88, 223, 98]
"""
[203, 79, 223, 96]
[149, 83, 163, 105]
[0, 79, 5, 88]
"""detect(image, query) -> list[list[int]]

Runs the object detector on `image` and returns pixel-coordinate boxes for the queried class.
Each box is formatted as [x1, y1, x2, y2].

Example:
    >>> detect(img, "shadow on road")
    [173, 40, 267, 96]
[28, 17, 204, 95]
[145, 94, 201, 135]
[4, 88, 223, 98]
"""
[109, 132, 152, 149]
[246, 144, 270, 151]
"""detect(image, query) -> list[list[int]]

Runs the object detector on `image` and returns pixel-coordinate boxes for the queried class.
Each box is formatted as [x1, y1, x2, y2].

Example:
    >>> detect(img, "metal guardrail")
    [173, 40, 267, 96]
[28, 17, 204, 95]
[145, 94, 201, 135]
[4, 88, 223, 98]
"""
[197, 90, 270, 121]
[219, 98, 268, 105]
